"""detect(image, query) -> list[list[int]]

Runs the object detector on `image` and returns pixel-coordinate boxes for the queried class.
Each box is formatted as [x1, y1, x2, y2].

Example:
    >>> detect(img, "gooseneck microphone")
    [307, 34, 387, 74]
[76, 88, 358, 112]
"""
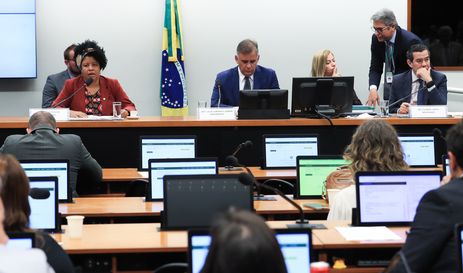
[216, 79, 222, 108]
[388, 84, 426, 112]
[224, 140, 253, 170]
[52, 78, 93, 108]
[29, 188, 51, 199]
[238, 172, 325, 229]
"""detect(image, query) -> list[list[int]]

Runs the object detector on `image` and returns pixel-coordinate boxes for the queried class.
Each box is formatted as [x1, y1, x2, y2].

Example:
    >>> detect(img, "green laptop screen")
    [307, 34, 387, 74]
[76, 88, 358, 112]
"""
[298, 158, 350, 197]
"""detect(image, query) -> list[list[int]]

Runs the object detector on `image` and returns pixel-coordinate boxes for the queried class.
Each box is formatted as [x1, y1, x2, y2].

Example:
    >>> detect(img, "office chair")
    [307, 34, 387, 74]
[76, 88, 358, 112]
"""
[260, 179, 295, 196]
[153, 262, 188, 273]
[125, 179, 148, 197]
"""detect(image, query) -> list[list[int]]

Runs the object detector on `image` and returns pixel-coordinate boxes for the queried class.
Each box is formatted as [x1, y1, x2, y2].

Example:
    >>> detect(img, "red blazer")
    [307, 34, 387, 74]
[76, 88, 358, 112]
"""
[52, 76, 136, 115]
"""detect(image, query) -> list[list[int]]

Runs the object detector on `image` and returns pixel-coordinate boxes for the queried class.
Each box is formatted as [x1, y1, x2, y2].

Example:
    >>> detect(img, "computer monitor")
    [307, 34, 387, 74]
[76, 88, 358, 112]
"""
[291, 76, 354, 117]
[355, 171, 442, 226]
[238, 89, 290, 119]
[162, 174, 253, 230]
[188, 228, 312, 273]
[443, 154, 450, 176]
[28, 177, 60, 232]
[139, 135, 196, 171]
[399, 135, 436, 167]
[456, 223, 463, 273]
[6, 232, 35, 249]
[262, 134, 318, 169]
[20, 160, 71, 202]
[296, 156, 350, 199]
[146, 158, 218, 201]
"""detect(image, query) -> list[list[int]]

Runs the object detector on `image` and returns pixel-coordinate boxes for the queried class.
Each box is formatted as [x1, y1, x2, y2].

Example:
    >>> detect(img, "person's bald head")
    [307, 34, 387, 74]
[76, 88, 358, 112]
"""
[27, 111, 58, 134]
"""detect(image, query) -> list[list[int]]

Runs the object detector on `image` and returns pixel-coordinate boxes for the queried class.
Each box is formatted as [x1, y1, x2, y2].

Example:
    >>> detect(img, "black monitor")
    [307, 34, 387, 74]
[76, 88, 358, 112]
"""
[238, 89, 290, 119]
[291, 77, 354, 117]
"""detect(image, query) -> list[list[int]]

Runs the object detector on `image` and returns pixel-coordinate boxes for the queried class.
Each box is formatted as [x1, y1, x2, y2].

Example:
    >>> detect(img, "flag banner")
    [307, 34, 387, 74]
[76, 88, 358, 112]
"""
[160, 0, 188, 116]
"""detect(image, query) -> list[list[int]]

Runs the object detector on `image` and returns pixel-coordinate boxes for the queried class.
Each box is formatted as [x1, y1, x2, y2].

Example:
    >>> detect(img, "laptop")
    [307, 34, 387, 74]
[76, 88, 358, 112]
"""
[188, 228, 312, 273]
[146, 158, 218, 201]
[296, 155, 350, 199]
[262, 134, 318, 169]
[162, 174, 253, 230]
[6, 232, 36, 249]
[139, 135, 196, 171]
[355, 171, 442, 226]
[399, 135, 436, 167]
[456, 223, 463, 273]
[20, 159, 71, 203]
[28, 177, 60, 232]
[443, 154, 450, 176]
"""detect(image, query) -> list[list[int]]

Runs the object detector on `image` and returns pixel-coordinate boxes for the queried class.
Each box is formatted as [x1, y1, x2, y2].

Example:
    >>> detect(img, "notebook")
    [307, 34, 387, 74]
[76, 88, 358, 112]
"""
[139, 135, 196, 171]
[28, 177, 60, 232]
[146, 158, 218, 201]
[6, 232, 35, 249]
[20, 160, 71, 202]
[188, 228, 312, 273]
[262, 134, 318, 169]
[399, 135, 436, 167]
[296, 155, 350, 198]
[356, 171, 442, 226]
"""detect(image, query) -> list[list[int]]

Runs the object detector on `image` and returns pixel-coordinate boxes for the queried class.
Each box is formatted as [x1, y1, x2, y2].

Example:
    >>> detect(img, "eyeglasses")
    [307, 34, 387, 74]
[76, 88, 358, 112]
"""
[371, 26, 390, 33]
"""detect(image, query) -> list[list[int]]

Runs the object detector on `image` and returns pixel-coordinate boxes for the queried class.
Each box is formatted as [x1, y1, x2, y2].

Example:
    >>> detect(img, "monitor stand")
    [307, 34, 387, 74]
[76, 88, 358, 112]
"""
[238, 109, 290, 119]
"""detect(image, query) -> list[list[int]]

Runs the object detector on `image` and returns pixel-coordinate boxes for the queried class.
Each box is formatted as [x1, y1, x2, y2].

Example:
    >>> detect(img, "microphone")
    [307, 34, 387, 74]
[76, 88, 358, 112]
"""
[388, 84, 426, 112]
[29, 188, 51, 199]
[433, 127, 447, 158]
[238, 172, 325, 229]
[224, 140, 253, 171]
[216, 79, 222, 108]
[52, 78, 93, 108]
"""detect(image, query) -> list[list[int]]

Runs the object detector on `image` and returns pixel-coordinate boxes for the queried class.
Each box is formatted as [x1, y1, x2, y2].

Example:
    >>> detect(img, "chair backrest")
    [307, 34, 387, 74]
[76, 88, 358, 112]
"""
[125, 179, 148, 197]
[153, 262, 188, 273]
[261, 179, 295, 195]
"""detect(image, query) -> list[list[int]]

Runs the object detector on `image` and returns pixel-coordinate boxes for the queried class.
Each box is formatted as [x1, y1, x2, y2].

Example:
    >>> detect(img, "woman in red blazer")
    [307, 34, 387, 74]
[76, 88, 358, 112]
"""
[52, 40, 136, 118]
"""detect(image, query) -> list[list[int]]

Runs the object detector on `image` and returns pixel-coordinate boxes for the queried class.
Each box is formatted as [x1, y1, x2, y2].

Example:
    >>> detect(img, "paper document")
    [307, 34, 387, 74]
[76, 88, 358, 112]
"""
[69, 115, 123, 121]
[138, 171, 149, 178]
[336, 226, 402, 241]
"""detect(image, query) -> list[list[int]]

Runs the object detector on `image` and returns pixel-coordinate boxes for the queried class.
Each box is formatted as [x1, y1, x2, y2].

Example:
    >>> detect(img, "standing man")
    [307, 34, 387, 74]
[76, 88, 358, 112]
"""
[385, 120, 463, 272]
[367, 9, 422, 105]
[389, 44, 447, 114]
[0, 111, 102, 196]
[42, 44, 80, 108]
[210, 39, 279, 107]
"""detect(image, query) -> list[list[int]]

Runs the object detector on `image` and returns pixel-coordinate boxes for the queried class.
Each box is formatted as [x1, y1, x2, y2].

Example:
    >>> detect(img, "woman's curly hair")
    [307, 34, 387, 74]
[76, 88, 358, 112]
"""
[75, 40, 107, 70]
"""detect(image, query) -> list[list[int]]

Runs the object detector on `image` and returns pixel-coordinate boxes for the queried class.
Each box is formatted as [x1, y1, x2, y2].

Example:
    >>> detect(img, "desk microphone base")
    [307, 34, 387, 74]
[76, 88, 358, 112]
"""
[287, 223, 326, 230]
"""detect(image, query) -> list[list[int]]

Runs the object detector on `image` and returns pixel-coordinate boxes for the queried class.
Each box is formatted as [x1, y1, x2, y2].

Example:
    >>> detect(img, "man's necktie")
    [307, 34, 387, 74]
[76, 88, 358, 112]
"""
[244, 76, 251, 90]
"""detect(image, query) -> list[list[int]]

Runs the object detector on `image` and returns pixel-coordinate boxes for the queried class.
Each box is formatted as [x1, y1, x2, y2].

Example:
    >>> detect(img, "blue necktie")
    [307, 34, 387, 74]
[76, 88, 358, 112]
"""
[244, 76, 251, 90]
[417, 79, 425, 105]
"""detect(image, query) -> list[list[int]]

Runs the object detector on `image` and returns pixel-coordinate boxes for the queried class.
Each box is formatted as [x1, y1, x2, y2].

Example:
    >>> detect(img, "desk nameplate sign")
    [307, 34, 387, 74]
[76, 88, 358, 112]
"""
[197, 107, 238, 120]
[409, 105, 448, 118]
[29, 108, 70, 121]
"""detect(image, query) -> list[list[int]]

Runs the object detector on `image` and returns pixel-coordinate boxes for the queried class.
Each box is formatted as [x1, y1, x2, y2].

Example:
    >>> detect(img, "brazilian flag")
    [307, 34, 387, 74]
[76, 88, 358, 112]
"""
[160, 0, 188, 116]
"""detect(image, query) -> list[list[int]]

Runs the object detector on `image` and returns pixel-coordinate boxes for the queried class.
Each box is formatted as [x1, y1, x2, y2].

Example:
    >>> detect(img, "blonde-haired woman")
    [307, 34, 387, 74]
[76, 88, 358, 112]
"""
[327, 120, 408, 220]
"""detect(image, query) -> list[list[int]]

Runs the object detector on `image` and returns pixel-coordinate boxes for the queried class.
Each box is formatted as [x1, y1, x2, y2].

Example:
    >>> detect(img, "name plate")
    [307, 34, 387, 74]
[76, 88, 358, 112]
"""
[197, 107, 237, 120]
[409, 105, 448, 118]
[29, 108, 70, 121]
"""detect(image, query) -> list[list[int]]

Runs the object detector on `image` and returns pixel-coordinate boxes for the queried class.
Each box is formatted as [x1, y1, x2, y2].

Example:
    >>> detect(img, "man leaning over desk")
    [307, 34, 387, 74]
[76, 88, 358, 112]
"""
[210, 39, 280, 107]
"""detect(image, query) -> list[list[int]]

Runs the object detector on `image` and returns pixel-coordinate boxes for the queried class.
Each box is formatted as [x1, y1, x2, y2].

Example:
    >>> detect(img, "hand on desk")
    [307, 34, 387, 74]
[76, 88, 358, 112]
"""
[398, 102, 410, 114]
[367, 89, 380, 106]
[70, 110, 87, 118]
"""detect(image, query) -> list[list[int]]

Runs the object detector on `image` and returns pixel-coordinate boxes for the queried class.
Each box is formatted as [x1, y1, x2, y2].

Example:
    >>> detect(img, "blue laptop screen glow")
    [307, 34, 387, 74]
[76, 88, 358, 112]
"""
[28, 180, 57, 230]
[265, 136, 318, 168]
[21, 161, 68, 201]
[141, 137, 195, 170]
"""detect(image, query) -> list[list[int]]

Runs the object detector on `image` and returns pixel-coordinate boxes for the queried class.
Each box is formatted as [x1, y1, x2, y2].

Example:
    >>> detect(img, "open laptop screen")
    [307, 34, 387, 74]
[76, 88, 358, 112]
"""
[296, 156, 350, 198]
[139, 135, 196, 171]
[6, 232, 35, 249]
[263, 134, 318, 168]
[20, 160, 71, 202]
[188, 229, 312, 273]
[456, 223, 463, 273]
[28, 177, 60, 232]
[147, 158, 218, 201]
[356, 171, 442, 226]
[399, 135, 436, 167]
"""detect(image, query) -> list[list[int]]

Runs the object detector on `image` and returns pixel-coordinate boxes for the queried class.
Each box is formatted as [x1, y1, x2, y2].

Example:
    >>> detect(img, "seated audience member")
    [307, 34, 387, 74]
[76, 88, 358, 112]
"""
[311, 49, 362, 105]
[385, 120, 463, 273]
[42, 44, 80, 108]
[327, 120, 408, 220]
[51, 40, 136, 118]
[210, 39, 280, 107]
[0, 154, 73, 273]
[389, 43, 447, 114]
[200, 210, 287, 273]
[0, 111, 102, 196]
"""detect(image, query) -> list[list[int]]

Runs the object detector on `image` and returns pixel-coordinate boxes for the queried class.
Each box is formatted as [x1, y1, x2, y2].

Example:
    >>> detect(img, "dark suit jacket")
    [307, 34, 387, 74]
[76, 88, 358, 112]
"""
[369, 26, 422, 89]
[388, 177, 463, 273]
[389, 69, 447, 113]
[0, 125, 102, 196]
[210, 65, 279, 107]
[42, 70, 72, 108]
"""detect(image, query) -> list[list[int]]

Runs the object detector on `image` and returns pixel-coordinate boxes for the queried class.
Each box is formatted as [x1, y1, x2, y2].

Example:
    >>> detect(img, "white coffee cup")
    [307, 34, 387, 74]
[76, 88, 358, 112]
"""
[327, 189, 341, 208]
[130, 110, 138, 117]
[66, 215, 85, 239]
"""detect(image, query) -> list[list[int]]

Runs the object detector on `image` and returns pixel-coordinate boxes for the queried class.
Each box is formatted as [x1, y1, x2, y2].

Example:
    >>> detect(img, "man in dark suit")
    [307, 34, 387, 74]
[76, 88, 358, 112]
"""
[210, 39, 279, 107]
[385, 120, 463, 273]
[389, 43, 447, 114]
[0, 111, 102, 196]
[41, 44, 80, 108]
[367, 9, 422, 105]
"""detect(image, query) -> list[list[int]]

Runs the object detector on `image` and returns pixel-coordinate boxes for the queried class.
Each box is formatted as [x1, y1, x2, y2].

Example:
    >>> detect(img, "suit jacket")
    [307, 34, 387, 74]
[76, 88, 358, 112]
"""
[0, 125, 102, 196]
[210, 65, 279, 107]
[389, 69, 447, 113]
[388, 177, 463, 273]
[42, 70, 72, 108]
[51, 75, 136, 115]
[0, 247, 54, 273]
[369, 26, 422, 90]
